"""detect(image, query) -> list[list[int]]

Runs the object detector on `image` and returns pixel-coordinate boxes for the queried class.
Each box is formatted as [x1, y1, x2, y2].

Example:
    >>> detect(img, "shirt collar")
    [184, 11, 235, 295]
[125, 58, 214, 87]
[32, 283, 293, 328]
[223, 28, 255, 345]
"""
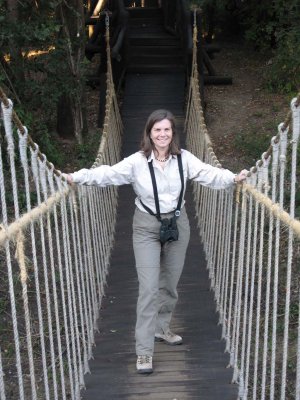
[147, 151, 176, 163]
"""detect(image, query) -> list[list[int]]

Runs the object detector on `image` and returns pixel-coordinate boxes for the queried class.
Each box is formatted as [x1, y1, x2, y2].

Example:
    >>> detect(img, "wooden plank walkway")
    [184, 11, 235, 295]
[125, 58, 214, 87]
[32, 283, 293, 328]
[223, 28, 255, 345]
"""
[81, 73, 238, 399]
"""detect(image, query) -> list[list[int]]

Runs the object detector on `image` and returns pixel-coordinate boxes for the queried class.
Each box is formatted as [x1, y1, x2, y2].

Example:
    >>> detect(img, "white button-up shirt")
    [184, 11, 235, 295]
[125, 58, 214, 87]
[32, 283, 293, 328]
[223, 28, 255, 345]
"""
[71, 149, 235, 214]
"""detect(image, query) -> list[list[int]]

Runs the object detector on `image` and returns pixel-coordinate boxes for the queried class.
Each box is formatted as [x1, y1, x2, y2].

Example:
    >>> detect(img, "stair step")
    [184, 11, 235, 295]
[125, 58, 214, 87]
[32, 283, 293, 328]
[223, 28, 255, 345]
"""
[126, 7, 162, 19]
[129, 16, 164, 26]
[126, 64, 185, 74]
[129, 25, 166, 34]
[129, 45, 182, 55]
[130, 54, 184, 65]
[129, 35, 180, 46]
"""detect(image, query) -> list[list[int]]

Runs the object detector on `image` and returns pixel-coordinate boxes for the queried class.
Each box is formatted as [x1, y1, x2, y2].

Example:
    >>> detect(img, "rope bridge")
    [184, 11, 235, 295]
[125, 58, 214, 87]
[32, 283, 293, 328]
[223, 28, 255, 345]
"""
[0, 12, 300, 400]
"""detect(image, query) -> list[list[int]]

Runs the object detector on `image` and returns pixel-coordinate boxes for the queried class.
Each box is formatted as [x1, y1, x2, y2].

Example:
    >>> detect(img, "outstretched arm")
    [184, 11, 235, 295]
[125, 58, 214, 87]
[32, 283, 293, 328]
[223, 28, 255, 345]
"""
[185, 150, 248, 189]
[63, 154, 137, 187]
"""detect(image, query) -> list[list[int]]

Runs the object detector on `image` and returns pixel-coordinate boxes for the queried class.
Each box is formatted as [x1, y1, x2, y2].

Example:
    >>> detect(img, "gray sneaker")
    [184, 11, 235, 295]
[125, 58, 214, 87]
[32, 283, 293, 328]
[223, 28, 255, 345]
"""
[136, 355, 153, 374]
[155, 330, 183, 345]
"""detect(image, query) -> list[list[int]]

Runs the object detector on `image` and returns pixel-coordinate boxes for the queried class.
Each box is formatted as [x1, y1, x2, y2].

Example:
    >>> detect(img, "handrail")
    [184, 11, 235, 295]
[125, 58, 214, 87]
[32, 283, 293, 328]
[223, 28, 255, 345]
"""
[160, 0, 192, 76]
[85, 0, 128, 63]
[110, 0, 128, 61]
[179, 0, 193, 56]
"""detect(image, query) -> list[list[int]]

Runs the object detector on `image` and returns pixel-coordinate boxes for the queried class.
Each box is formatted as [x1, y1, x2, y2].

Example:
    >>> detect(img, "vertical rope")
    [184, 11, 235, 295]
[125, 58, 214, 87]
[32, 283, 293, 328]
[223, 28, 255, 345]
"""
[231, 187, 247, 384]
[296, 101, 300, 400]
[61, 191, 84, 393]
[1, 100, 25, 400]
[261, 136, 279, 399]
[46, 167, 67, 400]
[252, 157, 269, 400]
[69, 187, 91, 373]
[30, 146, 53, 400]
[270, 124, 288, 400]
[238, 177, 254, 399]
[220, 191, 234, 335]
[38, 157, 59, 400]
[280, 98, 300, 400]
[17, 129, 37, 400]
[215, 190, 226, 314]
[225, 189, 240, 354]
[0, 349, 6, 400]
[52, 175, 76, 400]
[81, 186, 98, 329]
[78, 186, 95, 357]
[244, 171, 259, 399]
[67, 192, 89, 376]
[58, 187, 81, 399]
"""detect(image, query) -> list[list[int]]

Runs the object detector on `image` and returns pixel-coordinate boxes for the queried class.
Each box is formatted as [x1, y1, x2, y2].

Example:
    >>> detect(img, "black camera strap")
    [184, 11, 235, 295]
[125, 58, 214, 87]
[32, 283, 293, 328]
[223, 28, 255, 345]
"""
[140, 153, 184, 222]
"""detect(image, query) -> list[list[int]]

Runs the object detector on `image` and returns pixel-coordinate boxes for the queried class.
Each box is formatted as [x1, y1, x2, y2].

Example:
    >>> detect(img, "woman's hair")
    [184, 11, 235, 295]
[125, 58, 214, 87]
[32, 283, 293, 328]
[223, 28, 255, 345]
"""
[140, 109, 181, 158]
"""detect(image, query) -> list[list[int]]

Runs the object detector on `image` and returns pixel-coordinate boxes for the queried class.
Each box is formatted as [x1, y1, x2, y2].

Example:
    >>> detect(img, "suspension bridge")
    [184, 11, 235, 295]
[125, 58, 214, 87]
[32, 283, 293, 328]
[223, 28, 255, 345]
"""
[0, 1, 300, 399]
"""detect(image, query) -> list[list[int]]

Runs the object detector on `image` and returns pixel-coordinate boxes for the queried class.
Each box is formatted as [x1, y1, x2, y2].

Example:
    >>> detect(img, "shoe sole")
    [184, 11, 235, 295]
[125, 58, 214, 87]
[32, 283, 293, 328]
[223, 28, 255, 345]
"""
[137, 368, 153, 374]
[155, 337, 183, 345]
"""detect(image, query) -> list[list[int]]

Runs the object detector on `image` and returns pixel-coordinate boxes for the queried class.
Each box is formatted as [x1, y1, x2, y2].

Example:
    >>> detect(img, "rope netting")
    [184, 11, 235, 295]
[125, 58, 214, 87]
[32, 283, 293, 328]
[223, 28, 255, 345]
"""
[0, 13, 122, 400]
[185, 12, 300, 400]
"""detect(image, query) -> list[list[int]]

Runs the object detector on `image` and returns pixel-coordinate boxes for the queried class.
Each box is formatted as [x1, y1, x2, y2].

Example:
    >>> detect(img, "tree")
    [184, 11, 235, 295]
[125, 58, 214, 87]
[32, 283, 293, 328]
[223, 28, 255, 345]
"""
[56, 1, 87, 143]
[0, 0, 88, 147]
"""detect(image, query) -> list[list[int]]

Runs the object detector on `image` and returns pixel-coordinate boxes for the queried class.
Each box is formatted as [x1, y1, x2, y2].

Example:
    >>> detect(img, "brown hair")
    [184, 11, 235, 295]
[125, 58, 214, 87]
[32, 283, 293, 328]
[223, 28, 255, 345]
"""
[140, 109, 181, 158]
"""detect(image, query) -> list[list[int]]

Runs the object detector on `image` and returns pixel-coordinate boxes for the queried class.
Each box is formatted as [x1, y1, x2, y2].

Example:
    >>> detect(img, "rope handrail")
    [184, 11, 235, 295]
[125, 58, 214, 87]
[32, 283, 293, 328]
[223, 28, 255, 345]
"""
[186, 9, 300, 400]
[0, 12, 122, 399]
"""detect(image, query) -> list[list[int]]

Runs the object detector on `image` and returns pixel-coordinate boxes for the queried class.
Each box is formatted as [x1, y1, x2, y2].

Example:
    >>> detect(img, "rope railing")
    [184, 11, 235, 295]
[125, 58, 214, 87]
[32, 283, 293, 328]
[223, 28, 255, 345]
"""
[186, 11, 300, 400]
[0, 12, 122, 400]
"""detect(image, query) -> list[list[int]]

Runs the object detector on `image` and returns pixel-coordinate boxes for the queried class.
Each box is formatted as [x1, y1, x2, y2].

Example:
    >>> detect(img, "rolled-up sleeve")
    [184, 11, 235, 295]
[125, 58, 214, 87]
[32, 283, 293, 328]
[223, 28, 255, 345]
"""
[70, 155, 135, 186]
[185, 150, 235, 189]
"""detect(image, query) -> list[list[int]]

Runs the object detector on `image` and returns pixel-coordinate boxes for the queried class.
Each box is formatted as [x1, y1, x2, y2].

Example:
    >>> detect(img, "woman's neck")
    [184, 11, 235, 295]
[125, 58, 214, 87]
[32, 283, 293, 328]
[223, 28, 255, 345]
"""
[155, 149, 168, 159]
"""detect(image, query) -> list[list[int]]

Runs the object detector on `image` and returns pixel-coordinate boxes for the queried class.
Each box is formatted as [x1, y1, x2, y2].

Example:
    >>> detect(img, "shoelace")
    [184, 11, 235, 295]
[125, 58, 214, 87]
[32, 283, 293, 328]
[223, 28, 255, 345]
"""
[137, 355, 151, 364]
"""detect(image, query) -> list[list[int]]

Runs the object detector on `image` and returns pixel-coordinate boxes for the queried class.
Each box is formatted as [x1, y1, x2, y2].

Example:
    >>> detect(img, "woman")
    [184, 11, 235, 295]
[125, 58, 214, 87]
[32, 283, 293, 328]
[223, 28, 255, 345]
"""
[66, 109, 248, 374]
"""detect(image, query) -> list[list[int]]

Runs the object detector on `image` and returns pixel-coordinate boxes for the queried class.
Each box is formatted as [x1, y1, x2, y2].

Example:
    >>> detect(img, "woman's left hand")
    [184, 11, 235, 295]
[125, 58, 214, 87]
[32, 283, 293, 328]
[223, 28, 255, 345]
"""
[234, 169, 249, 183]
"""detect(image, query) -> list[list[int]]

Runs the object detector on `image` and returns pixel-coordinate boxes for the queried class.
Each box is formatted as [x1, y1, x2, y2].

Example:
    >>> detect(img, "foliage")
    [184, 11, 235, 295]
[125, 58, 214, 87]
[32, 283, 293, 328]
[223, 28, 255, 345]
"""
[0, 0, 87, 162]
[233, 129, 270, 163]
[265, 26, 300, 93]
[75, 129, 102, 169]
[190, 0, 300, 93]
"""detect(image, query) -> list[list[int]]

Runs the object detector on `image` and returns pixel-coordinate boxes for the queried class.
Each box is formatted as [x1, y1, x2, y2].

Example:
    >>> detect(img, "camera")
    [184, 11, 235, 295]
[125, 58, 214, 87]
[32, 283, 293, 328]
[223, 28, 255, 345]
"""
[160, 216, 179, 244]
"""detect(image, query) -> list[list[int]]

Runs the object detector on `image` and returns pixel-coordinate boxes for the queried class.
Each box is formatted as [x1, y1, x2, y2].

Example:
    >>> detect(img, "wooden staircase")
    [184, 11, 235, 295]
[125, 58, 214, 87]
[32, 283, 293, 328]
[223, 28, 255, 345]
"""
[126, 6, 185, 74]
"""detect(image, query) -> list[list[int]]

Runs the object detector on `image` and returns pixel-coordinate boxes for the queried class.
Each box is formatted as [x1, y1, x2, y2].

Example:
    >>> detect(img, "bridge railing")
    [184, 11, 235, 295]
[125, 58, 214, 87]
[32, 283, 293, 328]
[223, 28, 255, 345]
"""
[185, 12, 300, 400]
[0, 14, 122, 400]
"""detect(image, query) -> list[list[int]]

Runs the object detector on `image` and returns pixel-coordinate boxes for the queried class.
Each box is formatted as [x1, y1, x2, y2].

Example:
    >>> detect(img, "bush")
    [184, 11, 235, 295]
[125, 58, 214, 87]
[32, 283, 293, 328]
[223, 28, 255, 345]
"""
[265, 26, 300, 93]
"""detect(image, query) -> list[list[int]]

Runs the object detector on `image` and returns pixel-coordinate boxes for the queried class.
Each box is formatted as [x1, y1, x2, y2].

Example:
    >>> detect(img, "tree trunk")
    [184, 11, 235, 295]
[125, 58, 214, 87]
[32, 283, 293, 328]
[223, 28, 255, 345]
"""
[6, 0, 25, 82]
[56, 1, 87, 143]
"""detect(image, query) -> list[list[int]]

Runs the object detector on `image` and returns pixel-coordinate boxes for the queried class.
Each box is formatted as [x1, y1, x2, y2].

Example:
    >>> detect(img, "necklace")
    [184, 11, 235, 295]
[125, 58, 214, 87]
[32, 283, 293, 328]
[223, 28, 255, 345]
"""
[155, 156, 168, 162]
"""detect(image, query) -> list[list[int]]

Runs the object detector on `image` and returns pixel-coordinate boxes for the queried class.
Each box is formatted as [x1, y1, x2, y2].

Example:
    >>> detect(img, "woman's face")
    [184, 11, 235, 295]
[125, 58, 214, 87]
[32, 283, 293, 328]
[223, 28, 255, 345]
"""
[150, 118, 173, 153]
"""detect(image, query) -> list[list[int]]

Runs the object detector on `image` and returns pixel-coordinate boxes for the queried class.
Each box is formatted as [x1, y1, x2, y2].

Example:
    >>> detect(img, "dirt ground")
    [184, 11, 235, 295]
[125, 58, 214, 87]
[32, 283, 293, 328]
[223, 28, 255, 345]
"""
[203, 40, 289, 172]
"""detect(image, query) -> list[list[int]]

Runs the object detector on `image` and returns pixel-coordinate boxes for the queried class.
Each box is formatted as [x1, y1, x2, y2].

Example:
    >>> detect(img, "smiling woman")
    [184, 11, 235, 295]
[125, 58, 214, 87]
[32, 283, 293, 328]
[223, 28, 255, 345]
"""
[151, 119, 173, 153]
[64, 109, 248, 374]
[140, 109, 181, 168]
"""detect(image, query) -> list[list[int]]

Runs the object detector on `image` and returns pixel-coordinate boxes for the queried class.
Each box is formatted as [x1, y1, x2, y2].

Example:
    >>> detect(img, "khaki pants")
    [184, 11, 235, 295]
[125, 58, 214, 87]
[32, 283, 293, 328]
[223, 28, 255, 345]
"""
[132, 207, 190, 356]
